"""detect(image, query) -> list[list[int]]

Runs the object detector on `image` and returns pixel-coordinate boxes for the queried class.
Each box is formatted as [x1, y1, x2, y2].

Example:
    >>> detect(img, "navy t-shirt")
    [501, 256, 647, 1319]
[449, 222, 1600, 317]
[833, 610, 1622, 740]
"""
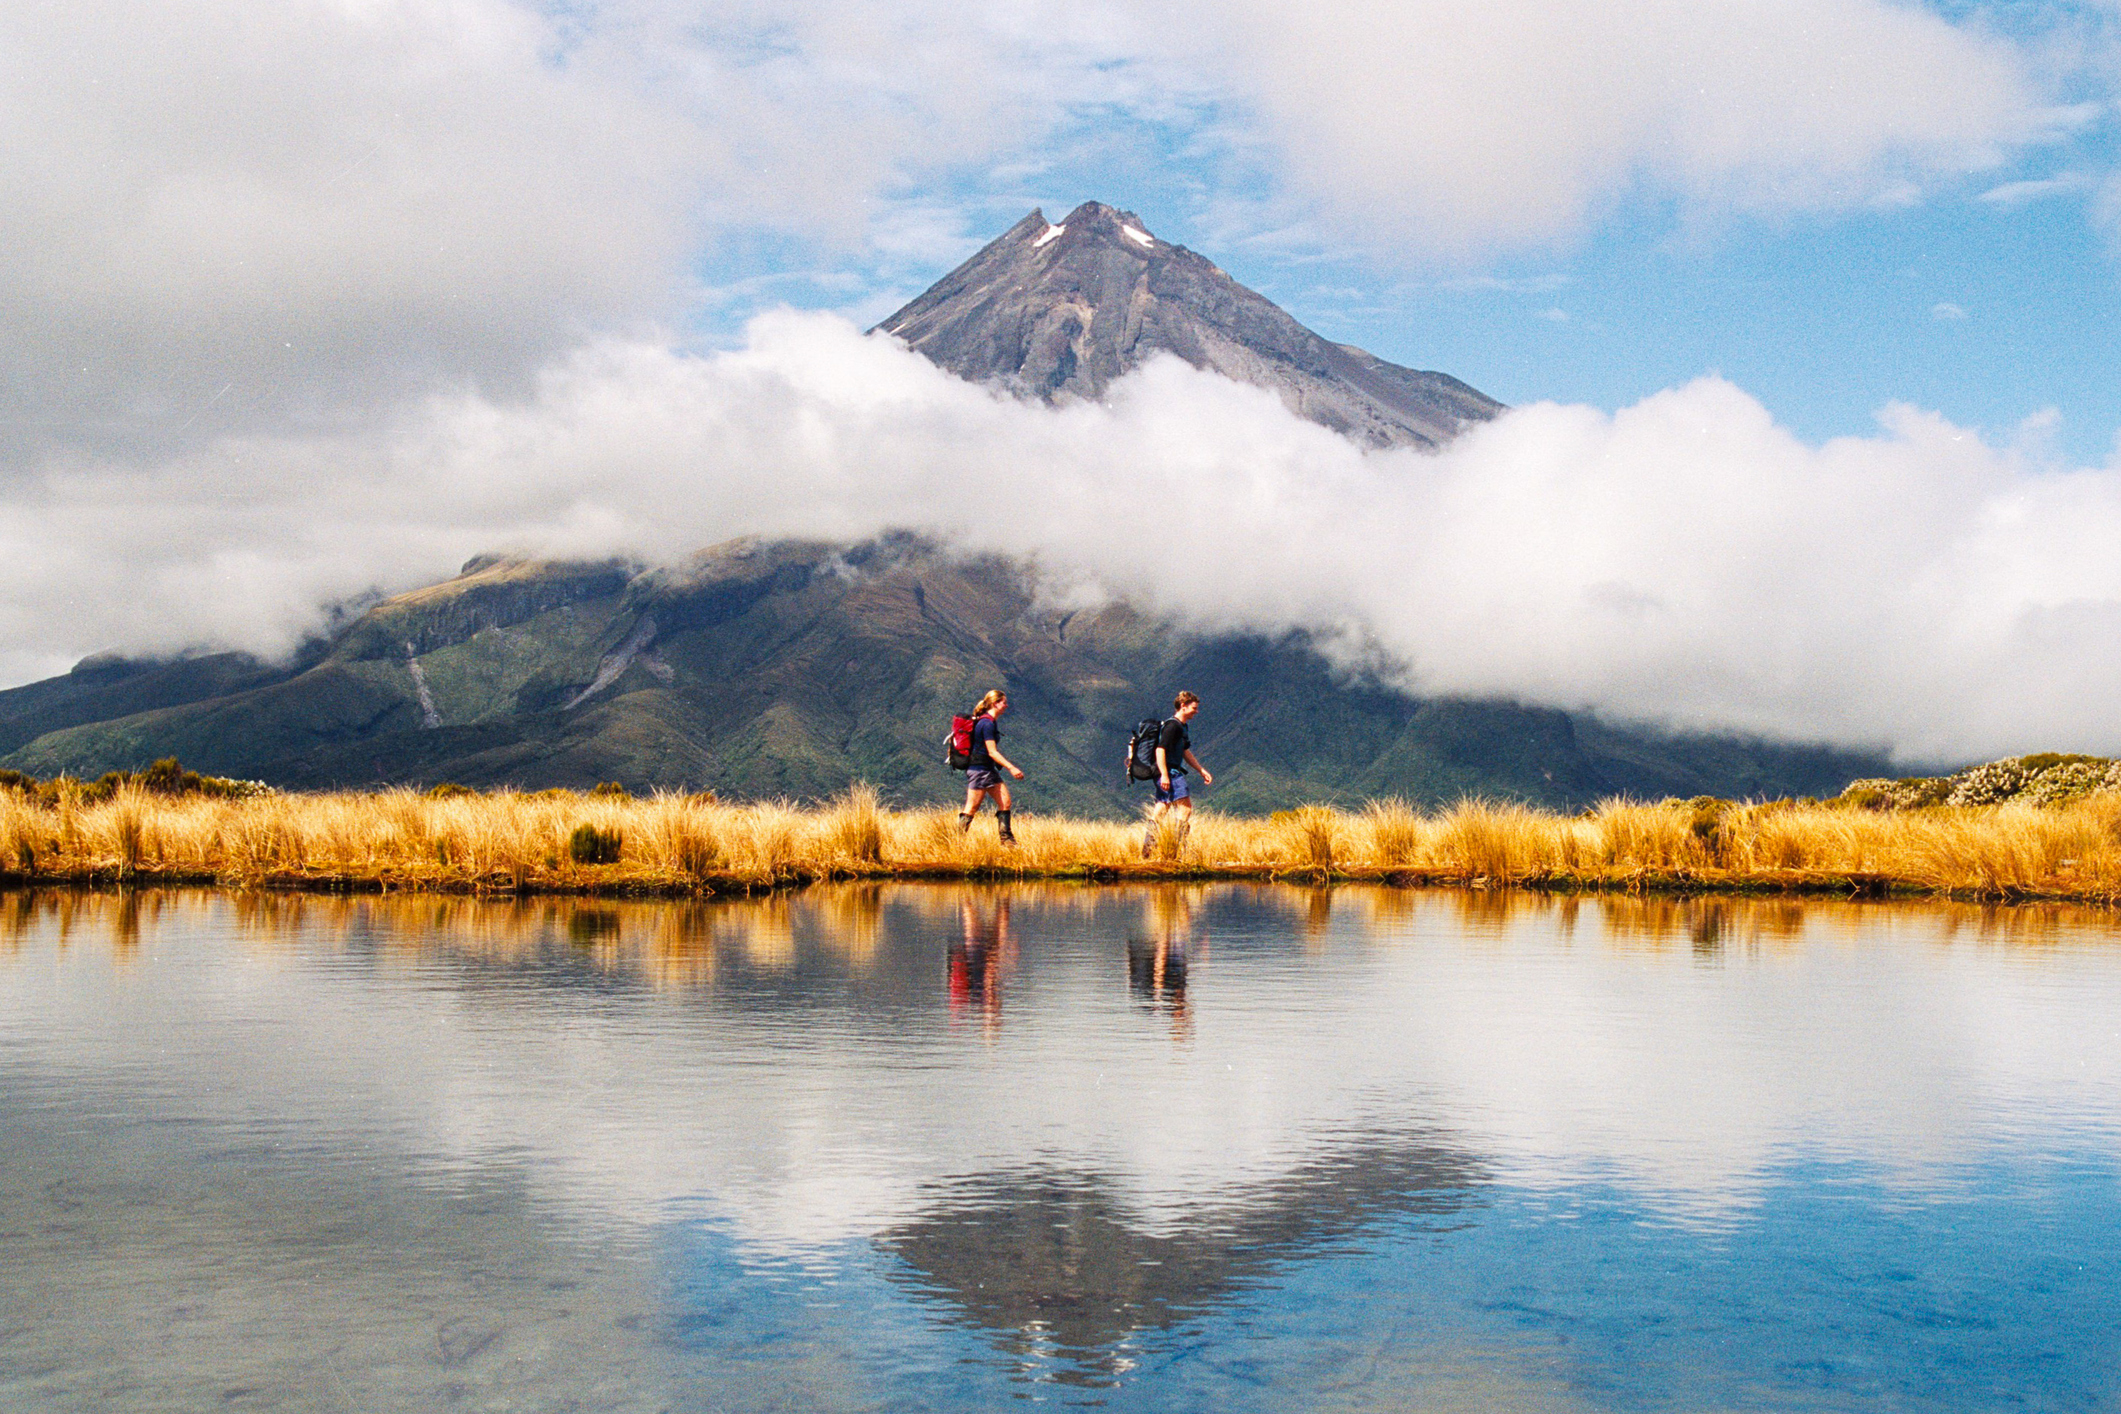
[971, 715, 1001, 768]
[1157, 718, 1191, 774]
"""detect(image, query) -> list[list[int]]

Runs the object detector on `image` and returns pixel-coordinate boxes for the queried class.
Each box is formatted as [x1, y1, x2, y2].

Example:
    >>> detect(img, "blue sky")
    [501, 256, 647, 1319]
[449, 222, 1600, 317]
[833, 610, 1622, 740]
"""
[683, 26, 2121, 464]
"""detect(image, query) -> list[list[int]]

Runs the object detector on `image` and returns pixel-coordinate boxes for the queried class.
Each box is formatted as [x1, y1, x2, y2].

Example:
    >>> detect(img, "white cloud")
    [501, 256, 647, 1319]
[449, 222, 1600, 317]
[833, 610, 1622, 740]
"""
[1151, 0, 2054, 253]
[1933, 301, 1969, 320]
[2096, 171, 2121, 241]
[12, 313, 2121, 762]
[0, 0, 1155, 458]
[0, 0, 704, 456]
[1978, 172, 2094, 206]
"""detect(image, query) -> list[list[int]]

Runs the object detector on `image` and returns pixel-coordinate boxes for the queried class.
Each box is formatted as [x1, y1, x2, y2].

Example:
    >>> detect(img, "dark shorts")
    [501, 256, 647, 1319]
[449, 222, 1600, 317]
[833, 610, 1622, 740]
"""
[966, 766, 1005, 791]
[1153, 774, 1190, 804]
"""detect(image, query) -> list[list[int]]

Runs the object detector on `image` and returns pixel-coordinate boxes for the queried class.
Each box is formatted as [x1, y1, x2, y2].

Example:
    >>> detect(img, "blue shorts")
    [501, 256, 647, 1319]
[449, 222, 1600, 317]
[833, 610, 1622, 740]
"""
[1153, 774, 1190, 804]
[965, 766, 1005, 791]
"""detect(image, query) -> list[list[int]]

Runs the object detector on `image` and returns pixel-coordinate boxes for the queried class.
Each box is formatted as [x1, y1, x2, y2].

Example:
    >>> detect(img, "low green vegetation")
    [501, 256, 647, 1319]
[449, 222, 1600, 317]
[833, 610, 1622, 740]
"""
[1832, 755, 2121, 811]
[0, 757, 268, 808]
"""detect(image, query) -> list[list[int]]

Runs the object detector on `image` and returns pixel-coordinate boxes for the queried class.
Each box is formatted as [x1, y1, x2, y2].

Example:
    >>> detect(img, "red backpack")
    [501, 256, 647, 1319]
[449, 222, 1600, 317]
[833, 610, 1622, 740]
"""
[944, 714, 977, 770]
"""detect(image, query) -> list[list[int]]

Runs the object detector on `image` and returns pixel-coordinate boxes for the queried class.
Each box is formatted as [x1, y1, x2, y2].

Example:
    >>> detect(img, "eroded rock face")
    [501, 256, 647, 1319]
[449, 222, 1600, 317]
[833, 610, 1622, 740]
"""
[875, 201, 1502, 450]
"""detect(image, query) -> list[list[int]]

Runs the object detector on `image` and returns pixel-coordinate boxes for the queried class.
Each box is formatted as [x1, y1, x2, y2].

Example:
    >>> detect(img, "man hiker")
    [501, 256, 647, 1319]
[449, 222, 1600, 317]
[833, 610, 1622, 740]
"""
[1143, 690, 1212, 858]
[961, 689, 1025, 844]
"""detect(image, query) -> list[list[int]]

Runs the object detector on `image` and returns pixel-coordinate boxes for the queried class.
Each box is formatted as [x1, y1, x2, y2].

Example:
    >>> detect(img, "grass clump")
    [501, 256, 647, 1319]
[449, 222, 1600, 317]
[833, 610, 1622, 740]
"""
[823, 783, 884, 866]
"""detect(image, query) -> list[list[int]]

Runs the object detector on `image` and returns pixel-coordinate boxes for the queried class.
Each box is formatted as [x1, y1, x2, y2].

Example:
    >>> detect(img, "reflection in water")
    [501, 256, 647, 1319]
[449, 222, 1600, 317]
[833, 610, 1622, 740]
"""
[881, 1136, 1485, 1386]
[9, 882, 2117, 974]
[947, 895, 1014, 1034]
[5, 883, 2121, 1411]
[1127, 888, 1203, 1040]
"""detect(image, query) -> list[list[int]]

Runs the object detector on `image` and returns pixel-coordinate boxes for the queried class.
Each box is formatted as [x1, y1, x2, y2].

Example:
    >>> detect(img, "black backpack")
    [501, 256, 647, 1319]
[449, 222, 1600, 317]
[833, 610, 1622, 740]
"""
[1126, 718, 1168, 782]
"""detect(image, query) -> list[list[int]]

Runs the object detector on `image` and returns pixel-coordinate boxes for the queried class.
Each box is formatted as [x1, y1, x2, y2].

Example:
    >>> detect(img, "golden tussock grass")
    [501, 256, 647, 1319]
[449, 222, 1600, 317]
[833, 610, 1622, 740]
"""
[7, 784, 2121, 904]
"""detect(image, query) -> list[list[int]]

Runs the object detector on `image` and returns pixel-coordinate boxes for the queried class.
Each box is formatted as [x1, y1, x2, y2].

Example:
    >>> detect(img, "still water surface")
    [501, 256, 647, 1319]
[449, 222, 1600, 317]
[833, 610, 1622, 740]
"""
[2, 885, 2119, 1411]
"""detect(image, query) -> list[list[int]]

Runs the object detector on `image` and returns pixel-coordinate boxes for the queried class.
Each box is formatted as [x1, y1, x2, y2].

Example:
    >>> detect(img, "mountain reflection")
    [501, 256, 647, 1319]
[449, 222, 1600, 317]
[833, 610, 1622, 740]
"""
[879, 1136, 1487, 1385]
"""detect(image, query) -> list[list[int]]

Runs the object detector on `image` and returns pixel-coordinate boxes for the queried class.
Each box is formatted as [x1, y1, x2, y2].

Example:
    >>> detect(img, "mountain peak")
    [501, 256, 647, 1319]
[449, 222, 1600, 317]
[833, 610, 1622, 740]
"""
[1038, 201, 1161, 252]
[875, 202, 1501, 449]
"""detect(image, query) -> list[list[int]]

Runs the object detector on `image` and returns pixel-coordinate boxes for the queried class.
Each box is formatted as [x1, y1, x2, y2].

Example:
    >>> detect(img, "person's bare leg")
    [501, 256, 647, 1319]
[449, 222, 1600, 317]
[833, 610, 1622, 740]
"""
[960, 786, 986, 832]
[1172, 798, 1193, 854]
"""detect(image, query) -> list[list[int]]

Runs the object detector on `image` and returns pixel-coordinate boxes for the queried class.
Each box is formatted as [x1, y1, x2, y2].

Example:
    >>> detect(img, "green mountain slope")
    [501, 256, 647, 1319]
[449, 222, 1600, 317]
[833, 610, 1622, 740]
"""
[0, 537, 1888, 812]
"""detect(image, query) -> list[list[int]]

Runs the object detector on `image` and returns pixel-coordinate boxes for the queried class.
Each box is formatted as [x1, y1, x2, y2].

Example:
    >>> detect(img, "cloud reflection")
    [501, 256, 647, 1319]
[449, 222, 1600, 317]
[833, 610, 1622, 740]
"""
[3, 883, 2120, 1244]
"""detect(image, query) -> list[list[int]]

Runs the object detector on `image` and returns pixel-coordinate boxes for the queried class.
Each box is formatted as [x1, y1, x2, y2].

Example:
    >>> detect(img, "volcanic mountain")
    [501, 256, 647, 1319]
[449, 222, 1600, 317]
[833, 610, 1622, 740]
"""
[0, 208, 1888, 806]
[876, 202, 1500, 450]
[0, 538, 1883, 811]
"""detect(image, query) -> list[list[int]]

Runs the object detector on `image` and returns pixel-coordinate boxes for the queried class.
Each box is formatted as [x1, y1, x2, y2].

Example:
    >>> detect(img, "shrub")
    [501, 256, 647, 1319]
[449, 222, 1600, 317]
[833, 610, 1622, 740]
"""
[1836, 784, 1893, 812]
[139, 758, 189, 795]
[2022, 761, 2110, 807]
[569, 823, 623, 865]
[590, 781, 631, 800]
[1948, 762, 2027, 807]
[424, 782, 476, 800]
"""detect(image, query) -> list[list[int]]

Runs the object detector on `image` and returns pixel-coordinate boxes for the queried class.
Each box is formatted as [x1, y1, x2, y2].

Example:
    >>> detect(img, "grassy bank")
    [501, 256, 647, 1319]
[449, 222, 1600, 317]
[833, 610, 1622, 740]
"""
[8, 783, 2121, 904]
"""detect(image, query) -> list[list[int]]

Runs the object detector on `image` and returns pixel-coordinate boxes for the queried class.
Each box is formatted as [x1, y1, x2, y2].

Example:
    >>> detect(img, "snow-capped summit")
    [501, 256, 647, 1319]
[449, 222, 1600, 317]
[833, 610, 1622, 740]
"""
[874, 201, 1501, 450]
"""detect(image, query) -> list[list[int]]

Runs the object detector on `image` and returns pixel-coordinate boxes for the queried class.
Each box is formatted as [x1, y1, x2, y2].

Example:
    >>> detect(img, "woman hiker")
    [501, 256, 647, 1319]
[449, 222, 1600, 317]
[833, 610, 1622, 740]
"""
[960, 689, 1025, 845]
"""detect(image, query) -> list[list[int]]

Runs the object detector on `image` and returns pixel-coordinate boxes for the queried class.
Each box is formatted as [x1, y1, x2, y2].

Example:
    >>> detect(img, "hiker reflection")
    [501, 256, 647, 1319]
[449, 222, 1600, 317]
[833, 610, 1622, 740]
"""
[1127, 894, 1200, 1041]
[947, 896, 1015, 1033]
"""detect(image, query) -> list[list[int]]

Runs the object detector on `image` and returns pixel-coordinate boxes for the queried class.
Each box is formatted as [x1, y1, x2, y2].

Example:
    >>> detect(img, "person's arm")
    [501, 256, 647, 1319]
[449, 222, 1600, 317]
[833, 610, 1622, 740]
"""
[1182, 748, 1212, 787]
[1155, 744, 1170, 789]
[983, 728, 1025, 780]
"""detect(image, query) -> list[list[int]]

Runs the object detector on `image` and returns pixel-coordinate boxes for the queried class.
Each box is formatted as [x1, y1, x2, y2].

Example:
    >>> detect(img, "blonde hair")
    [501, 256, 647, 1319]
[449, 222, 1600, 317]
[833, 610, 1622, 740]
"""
[972, 689, 1008, 715]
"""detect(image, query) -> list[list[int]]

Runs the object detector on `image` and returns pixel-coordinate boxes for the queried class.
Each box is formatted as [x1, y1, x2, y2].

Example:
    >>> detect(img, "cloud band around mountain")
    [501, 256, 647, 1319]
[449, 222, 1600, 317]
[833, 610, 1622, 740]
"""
[8, 311, 2120, 763]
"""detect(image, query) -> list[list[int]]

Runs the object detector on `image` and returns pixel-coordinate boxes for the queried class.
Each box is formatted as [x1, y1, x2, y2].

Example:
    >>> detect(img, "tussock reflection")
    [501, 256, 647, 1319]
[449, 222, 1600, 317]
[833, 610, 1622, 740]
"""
[8, 883, 1268, 1004]
[2, 883, 2116, 986]
[1323, 885, 2119, 955]
[879, 1137, 1486, 1386]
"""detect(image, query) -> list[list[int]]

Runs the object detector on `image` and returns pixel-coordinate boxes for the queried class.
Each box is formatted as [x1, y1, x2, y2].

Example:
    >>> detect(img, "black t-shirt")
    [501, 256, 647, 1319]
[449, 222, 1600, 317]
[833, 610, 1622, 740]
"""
[1157, 718, 1191, 774]
[971, 714, 1001, 768]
